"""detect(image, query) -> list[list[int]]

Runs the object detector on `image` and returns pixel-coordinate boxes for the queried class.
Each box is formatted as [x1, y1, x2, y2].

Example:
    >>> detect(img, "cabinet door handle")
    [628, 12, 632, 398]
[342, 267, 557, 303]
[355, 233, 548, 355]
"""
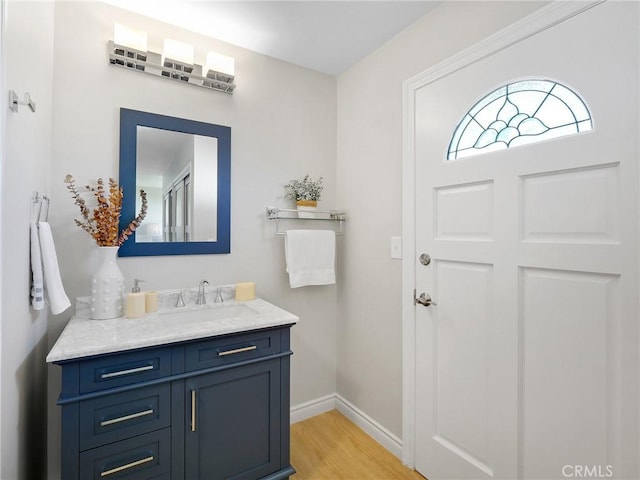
[191, 390, 196, 432]
[100, 455, 154, 477]
[100, 409, 154, 427]
[100, 364, 154, 379]
[217, 345, 257, 357]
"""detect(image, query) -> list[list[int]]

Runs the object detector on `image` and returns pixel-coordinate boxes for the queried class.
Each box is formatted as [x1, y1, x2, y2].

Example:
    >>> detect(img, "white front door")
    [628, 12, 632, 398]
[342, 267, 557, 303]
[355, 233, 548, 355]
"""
[410, 2, 639, 479]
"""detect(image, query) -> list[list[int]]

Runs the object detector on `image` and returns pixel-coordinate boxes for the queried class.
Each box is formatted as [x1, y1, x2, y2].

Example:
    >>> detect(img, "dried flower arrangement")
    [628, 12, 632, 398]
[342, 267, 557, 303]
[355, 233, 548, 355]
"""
[285, 174, 324, 203]
[64, 174, 148, 247]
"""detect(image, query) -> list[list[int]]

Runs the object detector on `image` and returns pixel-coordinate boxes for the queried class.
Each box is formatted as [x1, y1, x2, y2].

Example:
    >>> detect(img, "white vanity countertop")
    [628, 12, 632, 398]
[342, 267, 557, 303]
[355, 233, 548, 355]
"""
[46, 298, 299, 363]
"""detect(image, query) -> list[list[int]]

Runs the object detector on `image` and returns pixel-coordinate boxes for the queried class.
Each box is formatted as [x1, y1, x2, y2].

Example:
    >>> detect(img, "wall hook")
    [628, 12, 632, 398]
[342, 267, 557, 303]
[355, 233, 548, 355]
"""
[9, 90, 36, 112]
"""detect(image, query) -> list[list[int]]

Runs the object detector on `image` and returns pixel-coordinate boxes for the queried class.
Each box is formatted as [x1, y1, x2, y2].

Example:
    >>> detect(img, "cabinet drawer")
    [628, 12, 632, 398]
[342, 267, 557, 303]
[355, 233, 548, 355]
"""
[79, 384, 171, 451]
[185, 329, 281, 372]
[79, 348, 171, 394]
[79, 428, 170, 479]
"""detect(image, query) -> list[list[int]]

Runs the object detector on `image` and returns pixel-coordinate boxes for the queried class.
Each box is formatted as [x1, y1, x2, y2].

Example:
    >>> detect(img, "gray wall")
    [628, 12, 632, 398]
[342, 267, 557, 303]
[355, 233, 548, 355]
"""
[2, 1, 54, 478]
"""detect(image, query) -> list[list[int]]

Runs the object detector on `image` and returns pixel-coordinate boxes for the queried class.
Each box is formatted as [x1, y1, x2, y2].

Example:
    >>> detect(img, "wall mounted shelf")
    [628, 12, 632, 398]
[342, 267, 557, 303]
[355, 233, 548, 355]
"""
[266, 206, 346, 236]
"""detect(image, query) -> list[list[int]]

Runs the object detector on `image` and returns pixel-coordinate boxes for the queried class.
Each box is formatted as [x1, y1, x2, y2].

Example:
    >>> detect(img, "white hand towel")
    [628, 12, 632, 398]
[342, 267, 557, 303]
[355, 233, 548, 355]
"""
[30, 222, 45, 310]
[285, 230, 336, 288]
[38, 222, 71, 314]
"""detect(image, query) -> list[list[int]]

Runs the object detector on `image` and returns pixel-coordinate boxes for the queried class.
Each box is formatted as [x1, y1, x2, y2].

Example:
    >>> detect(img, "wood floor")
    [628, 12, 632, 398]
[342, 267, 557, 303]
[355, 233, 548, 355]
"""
[290, 410, 426, 480]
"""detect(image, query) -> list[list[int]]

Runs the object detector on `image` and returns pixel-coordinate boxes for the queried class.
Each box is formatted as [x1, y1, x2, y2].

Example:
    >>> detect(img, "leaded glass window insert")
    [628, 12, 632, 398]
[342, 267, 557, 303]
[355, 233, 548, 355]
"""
[447, 80, 592, 160]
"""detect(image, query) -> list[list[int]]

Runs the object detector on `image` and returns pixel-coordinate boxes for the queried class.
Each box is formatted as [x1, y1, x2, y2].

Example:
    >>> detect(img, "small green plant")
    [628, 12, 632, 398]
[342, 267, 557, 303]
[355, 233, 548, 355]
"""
[285, 175, 324, 202]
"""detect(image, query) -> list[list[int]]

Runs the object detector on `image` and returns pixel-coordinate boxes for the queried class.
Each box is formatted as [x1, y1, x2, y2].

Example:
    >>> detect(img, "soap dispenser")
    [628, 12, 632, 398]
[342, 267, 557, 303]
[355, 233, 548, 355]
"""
[126, 279, 146, 319]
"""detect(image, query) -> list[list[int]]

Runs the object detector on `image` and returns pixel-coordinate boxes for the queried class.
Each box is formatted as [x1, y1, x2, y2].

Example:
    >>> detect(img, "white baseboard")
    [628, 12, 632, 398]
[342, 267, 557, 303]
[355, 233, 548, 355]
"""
[290, 393, 336, 424]
[290, 393, 403, 459]
[334, 394, 403, 459]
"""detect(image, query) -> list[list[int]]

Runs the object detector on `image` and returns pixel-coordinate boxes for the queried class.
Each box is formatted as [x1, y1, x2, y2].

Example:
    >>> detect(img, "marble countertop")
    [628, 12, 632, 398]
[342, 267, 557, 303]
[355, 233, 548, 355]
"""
[46, 298, 299, 363]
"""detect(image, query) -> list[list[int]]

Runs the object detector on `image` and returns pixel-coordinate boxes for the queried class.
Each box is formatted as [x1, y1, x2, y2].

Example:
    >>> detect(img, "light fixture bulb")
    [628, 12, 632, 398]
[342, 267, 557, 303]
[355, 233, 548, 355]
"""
[113, 23, 147, 52]
[163, 39, 194, 66]
[205, 52, 235, 81]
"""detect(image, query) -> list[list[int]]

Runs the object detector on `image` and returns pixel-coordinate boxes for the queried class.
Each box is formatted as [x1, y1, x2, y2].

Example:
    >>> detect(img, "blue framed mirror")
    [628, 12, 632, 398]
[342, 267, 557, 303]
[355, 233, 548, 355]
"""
[119, 108, 231, 256]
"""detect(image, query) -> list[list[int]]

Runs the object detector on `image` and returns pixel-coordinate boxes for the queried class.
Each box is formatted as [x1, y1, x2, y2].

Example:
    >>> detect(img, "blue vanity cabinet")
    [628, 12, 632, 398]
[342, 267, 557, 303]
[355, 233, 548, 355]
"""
[55, 325, 295, 480]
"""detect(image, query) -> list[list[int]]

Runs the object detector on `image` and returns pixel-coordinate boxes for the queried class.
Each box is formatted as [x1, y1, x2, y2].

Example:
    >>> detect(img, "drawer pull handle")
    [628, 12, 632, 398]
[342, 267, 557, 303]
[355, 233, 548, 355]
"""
[100, 455, 154, 477]
[100, 365, 154, 379]
[100, 409, 154, 427]
[191, 390, 196, 432]
[218, 345, 257, 357]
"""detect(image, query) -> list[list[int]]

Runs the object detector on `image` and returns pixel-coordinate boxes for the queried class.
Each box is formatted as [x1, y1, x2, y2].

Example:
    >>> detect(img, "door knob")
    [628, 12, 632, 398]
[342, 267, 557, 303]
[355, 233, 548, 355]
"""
[419, 253, 431, 266]
[415, 292, 437, 307]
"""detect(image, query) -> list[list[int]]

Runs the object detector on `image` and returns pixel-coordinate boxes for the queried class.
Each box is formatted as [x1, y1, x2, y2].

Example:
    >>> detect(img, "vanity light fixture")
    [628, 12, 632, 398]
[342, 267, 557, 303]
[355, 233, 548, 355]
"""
[112, 23, 148, 71]
[108, 23, 236, 95]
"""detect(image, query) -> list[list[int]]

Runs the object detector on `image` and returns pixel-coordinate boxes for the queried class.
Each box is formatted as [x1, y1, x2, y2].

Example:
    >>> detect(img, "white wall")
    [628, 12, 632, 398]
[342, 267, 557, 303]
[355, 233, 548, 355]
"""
[336, 0, 548, 439]
[2, 1, 54, 478]
[47, 1, 337, 478]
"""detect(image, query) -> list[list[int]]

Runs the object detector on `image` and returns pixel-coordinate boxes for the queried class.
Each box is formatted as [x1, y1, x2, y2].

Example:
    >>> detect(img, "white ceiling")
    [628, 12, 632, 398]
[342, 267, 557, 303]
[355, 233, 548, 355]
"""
[103, 0, 439, 75]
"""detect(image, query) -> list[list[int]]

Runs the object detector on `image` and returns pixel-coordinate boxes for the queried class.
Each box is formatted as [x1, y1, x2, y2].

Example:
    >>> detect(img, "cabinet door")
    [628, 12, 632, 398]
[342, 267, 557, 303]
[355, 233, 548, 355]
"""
[185, 359, 281, 480]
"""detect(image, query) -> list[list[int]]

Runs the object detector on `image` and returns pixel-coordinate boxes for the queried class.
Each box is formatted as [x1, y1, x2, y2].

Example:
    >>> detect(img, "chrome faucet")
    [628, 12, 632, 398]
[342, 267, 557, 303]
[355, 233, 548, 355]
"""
[196, 280, 209, 305]
[175, 291, 186, 308]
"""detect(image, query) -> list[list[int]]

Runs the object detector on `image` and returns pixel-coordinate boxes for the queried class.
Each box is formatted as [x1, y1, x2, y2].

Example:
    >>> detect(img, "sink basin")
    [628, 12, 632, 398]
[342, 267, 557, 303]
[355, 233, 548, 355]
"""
[158, 303, 257, 324]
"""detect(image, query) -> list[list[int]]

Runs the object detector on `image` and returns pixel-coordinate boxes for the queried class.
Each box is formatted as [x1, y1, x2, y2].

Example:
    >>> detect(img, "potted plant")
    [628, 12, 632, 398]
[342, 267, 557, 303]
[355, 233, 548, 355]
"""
[65, 175, 147, 319]
[285, 175, 323, 217]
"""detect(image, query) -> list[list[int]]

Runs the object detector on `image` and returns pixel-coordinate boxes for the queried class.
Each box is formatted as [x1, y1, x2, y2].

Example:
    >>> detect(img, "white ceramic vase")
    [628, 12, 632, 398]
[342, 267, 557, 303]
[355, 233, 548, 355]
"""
[89, 246, 124, 320]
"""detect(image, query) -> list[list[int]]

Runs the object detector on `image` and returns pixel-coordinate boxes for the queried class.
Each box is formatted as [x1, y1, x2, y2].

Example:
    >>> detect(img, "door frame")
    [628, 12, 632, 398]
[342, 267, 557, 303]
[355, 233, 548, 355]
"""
[400, 0, 605, 468]
[0, 0, 5, 474]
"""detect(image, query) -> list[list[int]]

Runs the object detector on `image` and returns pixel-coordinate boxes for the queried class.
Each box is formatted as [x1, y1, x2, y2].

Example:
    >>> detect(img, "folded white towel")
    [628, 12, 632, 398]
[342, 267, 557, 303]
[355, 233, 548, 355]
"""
[38, 222, 71, 315]
[285, 229, 336, 288]
[30, 222, 45, 310]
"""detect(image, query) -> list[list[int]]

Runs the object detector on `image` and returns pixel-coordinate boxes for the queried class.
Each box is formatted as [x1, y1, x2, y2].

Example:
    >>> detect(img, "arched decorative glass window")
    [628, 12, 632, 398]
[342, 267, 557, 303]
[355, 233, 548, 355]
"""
[447, 79, 592, 160]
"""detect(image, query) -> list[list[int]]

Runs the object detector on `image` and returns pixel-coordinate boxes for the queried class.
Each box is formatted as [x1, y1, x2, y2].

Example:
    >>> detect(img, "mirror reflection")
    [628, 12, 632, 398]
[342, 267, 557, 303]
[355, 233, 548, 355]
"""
[118, 108, 231, 257]
[136, 127, 218, 243]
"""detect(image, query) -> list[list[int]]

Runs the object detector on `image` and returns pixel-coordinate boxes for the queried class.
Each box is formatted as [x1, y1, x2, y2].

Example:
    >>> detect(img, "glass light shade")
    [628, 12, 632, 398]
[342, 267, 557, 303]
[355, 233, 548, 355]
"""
[113, 23, 147, 52]
[205, 52, 235, 77]
[163, 39, 194, 65]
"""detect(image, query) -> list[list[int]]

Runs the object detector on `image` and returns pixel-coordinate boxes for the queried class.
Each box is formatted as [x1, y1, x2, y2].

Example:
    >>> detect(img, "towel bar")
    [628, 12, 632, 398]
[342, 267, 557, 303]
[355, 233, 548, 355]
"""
[266, 206, 346, 236]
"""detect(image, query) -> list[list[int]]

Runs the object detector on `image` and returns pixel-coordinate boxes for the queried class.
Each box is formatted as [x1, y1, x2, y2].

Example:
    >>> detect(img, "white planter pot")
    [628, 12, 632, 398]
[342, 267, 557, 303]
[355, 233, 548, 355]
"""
[296, 200, 317, 219]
